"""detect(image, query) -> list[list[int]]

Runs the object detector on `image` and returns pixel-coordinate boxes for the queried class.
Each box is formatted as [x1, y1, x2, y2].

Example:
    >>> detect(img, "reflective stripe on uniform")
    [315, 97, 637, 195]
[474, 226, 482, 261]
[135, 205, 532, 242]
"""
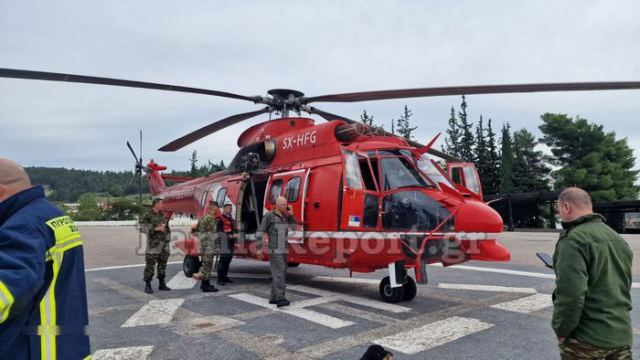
[40, 248, 62, 360]
[39, 215, 83, 360]
[46, 216, 81, 245]
[0, 280, 15, 324]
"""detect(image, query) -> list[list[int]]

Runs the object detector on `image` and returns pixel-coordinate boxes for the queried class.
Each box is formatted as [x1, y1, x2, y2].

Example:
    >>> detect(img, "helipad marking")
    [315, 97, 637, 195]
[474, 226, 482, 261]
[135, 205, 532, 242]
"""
[229, 293, 354, 329]
[166, 271, 198, 289]
[438, 283, 537, 294]
[122, 298, 184, 327]
[374, 316, 494, 355]
[86, 261, 182, 272]
[93, 345, 154, 359]
[491, 293, 552, 314]
[311, 276, 380, 285]
[289, 285, 411, 313]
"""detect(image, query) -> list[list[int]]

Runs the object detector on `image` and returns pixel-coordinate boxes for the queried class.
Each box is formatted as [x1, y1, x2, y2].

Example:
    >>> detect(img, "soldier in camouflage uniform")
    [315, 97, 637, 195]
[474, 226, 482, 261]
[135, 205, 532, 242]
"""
[553, 188, 633, 360]
[139, 197, 172, 294]
[192, 201, 220, 292]
[559, 338, 632, 359]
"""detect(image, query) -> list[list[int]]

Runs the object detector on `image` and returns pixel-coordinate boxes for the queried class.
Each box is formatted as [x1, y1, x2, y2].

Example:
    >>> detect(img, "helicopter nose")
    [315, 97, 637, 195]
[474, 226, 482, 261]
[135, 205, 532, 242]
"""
[454, 200, 503, 233]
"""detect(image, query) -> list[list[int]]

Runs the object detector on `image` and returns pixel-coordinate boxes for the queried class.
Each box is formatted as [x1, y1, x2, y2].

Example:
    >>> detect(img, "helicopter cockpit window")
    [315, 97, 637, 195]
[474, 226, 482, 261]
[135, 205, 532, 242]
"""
[416, 154, 456, 189]
[382, 190, 452, 231]
[216, 188, 227, 206]
[358, 156, 377, 191]
[344, 150, 363, 189]
[269, 179, 283, 203]
[381, 157, 429, 191]
[463, 166, 481, 194]
[285, 177, 301, 202]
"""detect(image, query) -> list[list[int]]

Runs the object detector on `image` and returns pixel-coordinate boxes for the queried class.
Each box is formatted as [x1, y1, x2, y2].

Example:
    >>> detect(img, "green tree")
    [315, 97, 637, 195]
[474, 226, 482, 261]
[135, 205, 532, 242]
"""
[474, 115, 490, 192]
[74, 193, 104, 221]
[104, 197, 143, 220]
[395, 105, 417, 140]
[360, 110, 375, 127]
[499, 123, 514, 194]
[458, 96, 474, 162]
[512, 128, 551, 193]
[484, 118, 501, 195]
[539, 113, 639, 201]
[190, 151, 198, 177]
[444, 107, 461, 159]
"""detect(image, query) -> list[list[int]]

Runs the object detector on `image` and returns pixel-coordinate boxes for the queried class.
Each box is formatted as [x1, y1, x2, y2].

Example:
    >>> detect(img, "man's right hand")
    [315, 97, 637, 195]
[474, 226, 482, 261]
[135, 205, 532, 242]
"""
[256, 250, 263, 261]
[154, 224, 166, 232]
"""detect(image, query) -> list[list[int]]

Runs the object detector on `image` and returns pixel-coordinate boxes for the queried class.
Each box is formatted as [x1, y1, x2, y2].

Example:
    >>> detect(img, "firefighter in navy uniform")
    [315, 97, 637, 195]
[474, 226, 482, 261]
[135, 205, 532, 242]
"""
[216, 202, 237, 285]
[0, 158, 90, 359]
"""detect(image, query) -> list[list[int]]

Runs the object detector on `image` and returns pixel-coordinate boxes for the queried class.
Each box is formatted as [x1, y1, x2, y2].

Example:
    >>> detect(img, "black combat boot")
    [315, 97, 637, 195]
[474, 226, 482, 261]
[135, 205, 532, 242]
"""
[200, 279, 218, 293]
[158, 277, 171, 291]
[144, 281, 154, 294]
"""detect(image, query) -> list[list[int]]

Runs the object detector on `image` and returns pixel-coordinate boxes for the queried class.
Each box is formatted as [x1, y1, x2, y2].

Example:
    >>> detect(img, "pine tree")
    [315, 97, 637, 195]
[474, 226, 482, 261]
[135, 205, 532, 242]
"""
[395, 105, 417, 140]
[539, 113, 639, 201]
[444, 107, 461, 158]
[189, 151, 198, 177]
[484, 118, 501, 195]
[512, 129, 551, 192]
[458, 96, 474, 162]
[499, 123, 514, 194]
[360, 110, 375, 126]
[474, 115, 491, 192]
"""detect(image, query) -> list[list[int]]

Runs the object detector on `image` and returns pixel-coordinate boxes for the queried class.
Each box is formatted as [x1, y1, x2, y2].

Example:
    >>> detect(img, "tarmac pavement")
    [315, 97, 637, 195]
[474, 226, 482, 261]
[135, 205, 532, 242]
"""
[81, 227, 640, 359]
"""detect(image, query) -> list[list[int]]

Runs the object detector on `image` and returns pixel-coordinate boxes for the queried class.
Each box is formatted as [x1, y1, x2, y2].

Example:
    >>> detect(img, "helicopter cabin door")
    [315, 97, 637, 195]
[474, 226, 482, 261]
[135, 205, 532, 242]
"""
[264, 169, 309, 243]
[340, 149, 380, 230]
[448, 162, 483, 200]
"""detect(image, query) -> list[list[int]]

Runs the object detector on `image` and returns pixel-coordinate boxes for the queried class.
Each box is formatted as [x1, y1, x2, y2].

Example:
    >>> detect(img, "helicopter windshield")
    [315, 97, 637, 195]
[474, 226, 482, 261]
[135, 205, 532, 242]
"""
[380, 156, 430, 191]
[415, 154, 457, 189]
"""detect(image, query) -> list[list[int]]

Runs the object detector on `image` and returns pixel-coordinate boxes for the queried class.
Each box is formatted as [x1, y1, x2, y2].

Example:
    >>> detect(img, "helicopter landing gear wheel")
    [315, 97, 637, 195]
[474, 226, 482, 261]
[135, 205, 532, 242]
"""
[402, 276, 417, 301]
[183, 255, 201, 277]
[379, 276, 405, 303]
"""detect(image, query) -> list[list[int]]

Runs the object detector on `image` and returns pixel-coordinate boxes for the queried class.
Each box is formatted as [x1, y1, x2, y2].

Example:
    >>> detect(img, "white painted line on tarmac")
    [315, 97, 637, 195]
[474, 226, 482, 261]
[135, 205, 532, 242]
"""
[229, 293, 354, 329]
[86, 261, 182, 272]
[289, 285, 412, 314]
[374, 316, 494, 355]
[122, 299, 185, 327]
[438, 283, 537, 294]
[93, 345, 154, 360]
[311, 276, 381, 285]
[166, 272, 198, 290]
[431, 263, 557, 280]
[491, 293, 552, 314]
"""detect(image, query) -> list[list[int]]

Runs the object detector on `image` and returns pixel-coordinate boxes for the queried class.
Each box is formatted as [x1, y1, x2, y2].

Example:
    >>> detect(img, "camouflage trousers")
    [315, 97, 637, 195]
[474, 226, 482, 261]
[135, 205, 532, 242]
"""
[198, 236, 220, 279]
[143, 236, 171, 281]
[559, 338, 632, 359]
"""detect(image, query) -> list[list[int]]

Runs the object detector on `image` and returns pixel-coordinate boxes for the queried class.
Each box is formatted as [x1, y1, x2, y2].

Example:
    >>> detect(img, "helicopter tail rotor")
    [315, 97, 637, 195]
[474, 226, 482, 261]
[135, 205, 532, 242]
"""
[126, 130, 145, 204]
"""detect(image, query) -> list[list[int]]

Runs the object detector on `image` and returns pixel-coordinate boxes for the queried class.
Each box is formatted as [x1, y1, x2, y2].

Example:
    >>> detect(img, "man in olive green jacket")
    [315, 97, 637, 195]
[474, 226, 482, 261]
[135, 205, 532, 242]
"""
[553, 187, 633, 359]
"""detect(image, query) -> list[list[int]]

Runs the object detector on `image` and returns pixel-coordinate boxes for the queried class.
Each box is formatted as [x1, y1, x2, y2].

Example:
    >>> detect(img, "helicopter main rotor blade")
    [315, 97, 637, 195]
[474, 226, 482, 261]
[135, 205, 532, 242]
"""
[0, 68, 258, 102]
[158, 106, 271, 152]
[307, 106, 356, 123]
[307, 106, 464, 162]
[304, 82, 640, 103]
[126, 141, 139, 162]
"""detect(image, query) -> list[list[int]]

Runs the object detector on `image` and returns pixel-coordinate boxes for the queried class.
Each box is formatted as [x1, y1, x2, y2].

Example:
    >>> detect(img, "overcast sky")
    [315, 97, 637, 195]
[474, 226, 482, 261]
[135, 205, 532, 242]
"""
[1, 1, 639, 172]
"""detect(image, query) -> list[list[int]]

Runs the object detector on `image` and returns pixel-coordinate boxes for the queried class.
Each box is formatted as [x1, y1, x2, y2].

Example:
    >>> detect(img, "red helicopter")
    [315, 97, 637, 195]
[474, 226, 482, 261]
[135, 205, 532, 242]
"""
[3, 68, 640, 302]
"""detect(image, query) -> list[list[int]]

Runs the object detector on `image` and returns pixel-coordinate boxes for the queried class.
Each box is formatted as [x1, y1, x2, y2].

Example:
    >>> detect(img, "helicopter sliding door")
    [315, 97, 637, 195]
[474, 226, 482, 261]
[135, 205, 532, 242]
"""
[448, 162, 483, 200]
[264, 169, 309, 243]
[340, 149, 380, 230]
